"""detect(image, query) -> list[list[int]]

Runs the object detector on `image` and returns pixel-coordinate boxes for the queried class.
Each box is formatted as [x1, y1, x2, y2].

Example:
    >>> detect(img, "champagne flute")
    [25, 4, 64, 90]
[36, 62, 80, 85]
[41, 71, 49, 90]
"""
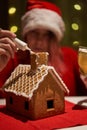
[78, 46, 87, 75]
[78, 46, 87, 88]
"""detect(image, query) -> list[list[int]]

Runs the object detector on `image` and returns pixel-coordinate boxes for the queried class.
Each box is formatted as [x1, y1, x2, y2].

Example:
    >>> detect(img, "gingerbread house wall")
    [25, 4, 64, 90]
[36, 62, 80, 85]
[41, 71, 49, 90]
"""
[5, 92, 36, 119]
[31, 72, 65, 120]
[5, 71, 65, 120]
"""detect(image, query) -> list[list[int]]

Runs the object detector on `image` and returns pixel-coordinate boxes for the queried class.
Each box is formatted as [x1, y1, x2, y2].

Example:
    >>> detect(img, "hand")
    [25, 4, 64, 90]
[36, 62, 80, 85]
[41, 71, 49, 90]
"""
[0, 29, 17, 72]
[80, 74, 87, 89]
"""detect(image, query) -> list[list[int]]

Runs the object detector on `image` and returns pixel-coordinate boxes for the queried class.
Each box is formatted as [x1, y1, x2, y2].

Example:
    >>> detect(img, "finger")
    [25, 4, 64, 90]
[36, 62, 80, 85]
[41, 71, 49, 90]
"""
[0, 37, 17, 52]
[0, 43, 15, 58]
[0, 48, 11, 59]
[0, 29, 16, 38]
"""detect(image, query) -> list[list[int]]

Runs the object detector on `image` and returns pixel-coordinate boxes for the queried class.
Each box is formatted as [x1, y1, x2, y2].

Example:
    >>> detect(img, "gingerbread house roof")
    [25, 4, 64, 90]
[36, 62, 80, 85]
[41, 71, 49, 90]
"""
[3, 64, 69, 99]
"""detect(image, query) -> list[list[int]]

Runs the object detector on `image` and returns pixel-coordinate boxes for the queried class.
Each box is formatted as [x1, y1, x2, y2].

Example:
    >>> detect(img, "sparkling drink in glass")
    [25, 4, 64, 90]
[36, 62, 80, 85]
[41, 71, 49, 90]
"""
[78, 46, 87, 75]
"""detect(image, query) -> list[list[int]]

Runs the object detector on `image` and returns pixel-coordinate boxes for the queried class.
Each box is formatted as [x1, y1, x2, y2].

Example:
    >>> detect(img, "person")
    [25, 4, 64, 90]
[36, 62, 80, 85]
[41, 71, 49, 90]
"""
[0, 0, 87, 98]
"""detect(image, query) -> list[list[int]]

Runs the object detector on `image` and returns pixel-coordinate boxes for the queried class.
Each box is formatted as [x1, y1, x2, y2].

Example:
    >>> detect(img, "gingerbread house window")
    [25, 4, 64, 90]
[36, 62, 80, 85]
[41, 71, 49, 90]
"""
[24, 101, 29, 110]
[47, 99, 54, 110]
[9, 96, 13, 104]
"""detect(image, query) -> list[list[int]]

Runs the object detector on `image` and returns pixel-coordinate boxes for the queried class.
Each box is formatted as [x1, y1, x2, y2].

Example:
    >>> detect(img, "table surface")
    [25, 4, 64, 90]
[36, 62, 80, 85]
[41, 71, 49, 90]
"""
[0, 96, 87, 130]
[63, 96, 87, 130]
[65, 96, 87, 106]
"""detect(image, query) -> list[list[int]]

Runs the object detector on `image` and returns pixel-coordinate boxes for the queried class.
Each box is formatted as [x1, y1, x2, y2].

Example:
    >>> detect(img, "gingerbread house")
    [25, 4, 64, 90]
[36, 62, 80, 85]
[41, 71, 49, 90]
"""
[3, 52, 69, 120]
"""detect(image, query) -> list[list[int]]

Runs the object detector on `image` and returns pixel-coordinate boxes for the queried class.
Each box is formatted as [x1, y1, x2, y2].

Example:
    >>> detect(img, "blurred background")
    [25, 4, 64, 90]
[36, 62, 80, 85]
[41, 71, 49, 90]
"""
[0, 0, 87, 50]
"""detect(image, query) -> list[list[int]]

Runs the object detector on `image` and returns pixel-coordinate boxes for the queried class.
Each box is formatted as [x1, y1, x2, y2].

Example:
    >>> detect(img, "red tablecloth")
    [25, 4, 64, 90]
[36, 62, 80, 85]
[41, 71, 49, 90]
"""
[0, 100, 87, 130]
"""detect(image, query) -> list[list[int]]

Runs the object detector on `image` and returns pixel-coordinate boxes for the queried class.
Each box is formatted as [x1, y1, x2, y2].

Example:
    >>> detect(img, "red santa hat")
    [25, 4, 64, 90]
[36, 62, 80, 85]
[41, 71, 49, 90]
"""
[21, 0, 65, 42]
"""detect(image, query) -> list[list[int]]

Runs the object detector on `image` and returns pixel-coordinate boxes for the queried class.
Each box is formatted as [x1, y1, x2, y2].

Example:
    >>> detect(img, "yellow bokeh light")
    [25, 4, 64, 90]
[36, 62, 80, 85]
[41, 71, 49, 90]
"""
[74, 4, 81, 10]
[10, 26, 18, 33]
[8, 7, 16, 14]
[71, 23, 79, 30]
[73, 41, 80, 45]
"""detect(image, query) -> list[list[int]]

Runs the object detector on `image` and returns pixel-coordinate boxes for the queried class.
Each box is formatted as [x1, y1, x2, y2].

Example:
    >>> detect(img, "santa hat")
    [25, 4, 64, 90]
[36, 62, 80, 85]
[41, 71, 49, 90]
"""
[21, 0, 65, 42]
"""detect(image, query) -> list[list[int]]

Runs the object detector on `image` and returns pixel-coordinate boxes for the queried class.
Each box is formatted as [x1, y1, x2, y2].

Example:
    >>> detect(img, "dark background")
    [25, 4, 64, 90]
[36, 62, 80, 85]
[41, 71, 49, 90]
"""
[0, 0, 87, 49]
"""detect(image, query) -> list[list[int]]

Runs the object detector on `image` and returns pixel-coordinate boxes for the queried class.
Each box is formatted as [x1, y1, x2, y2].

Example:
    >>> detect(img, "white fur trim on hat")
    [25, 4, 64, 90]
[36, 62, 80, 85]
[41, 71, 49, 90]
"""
[21, 8, 65, 42]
